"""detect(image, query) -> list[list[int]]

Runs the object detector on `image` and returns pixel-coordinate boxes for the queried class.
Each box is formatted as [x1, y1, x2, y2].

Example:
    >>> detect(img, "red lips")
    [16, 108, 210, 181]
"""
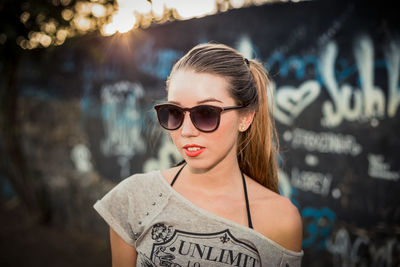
[183, 144, 205, 157]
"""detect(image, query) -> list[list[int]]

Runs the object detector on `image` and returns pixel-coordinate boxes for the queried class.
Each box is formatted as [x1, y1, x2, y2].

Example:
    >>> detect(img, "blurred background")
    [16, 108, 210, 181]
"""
[0, 0, 399, 266]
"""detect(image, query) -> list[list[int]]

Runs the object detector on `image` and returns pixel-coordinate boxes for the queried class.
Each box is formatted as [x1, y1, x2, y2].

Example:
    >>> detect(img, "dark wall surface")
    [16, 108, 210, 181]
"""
[1, 0, 399, 266]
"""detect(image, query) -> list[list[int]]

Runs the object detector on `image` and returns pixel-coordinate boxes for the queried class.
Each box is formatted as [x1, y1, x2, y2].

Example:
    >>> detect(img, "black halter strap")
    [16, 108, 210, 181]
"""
[241, 171, 253, 229]
[170, 164, 254, 229]
[170, 163, 186, 187]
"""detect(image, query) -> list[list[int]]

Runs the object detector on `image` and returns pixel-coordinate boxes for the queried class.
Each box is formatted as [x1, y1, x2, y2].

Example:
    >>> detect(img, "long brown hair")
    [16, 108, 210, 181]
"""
[166, 43, 280, 193]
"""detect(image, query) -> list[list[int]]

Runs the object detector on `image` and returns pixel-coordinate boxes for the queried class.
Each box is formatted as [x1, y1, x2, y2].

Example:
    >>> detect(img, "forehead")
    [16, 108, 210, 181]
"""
[167, 69, 234, 105]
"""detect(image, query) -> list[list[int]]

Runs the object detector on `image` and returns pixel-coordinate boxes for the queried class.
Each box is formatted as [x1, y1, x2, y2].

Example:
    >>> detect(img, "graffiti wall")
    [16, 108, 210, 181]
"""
[8, 0, 400, 265]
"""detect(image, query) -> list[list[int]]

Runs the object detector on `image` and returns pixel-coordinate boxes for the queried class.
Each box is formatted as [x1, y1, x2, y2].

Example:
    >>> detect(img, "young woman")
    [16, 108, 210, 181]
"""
[94, 43, 303, 267]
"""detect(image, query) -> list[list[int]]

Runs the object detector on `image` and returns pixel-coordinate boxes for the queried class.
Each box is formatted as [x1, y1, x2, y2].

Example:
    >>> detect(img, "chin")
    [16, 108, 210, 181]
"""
[184, 157, 222, 173]
[183, 157, 209, 170]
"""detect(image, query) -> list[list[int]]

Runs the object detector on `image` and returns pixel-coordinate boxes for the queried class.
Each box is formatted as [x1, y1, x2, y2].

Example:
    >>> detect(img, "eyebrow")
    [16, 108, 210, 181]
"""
[198, 98, 223, 104]
[168, 98, 223, 105]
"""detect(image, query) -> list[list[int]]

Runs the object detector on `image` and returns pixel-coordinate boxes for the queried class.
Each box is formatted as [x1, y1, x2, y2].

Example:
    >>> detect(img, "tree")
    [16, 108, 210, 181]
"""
[0, 0, 116, 222]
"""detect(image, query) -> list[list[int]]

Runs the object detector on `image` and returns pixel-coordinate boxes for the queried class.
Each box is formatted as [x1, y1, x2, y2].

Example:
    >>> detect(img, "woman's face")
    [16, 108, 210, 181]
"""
[167, 69, 243, 172]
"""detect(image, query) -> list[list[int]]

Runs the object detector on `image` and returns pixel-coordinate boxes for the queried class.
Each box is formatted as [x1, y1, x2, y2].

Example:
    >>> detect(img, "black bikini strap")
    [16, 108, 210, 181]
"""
[171, 164, 253, 229]
[170, 163, 186, 187]
[241, 171, 254, 229]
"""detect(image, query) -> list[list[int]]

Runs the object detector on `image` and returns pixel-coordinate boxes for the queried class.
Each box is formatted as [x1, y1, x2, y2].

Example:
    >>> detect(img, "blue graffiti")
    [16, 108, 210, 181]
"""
[301, 207, 336, 249]
[140, 49, 183, 80]
[265, 51, 320, 81]
[0, 174, 15, 199]
[80, 66, 119, 116]
[20, 87, 59, 100]
[81, 64, 119, 81]
[335, 58, 358, 83]
[289, 187, 301, 210]
[265, 51, 390, 88]
[101, 93, 144, 129]
[61, 50, 75, 72]
[336, 58, 387, 85]
[80, 83, 96, 115]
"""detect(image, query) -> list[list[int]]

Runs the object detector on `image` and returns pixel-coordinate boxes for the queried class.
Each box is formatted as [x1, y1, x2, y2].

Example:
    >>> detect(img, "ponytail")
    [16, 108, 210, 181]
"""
[237, 60, 280, 193]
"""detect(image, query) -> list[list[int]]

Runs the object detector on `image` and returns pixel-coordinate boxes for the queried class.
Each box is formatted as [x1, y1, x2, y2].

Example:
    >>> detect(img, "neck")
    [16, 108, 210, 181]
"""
[181, 159, 243, 194]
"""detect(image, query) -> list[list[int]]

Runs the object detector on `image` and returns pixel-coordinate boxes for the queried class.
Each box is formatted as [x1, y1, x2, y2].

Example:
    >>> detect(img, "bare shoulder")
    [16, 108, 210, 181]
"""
[246, 177, 303, 252]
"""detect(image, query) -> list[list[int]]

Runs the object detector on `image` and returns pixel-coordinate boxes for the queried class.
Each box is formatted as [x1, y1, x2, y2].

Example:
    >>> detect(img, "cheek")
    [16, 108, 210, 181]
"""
[223, 113, 241, 132]
[213, 117, 240, 144]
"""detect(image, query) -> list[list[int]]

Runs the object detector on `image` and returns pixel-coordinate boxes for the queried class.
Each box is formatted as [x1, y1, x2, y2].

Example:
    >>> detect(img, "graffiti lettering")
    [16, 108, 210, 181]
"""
[270, 35, 400, 127]
[321, 36, 400, 127]
[327, 227, 400, 267]
[354, 35, 386, 119]
[385, 39, 400, 118]
[291, 167, 332, 196]
[283, 128, 362, 156]
[368, 154, 400, 181]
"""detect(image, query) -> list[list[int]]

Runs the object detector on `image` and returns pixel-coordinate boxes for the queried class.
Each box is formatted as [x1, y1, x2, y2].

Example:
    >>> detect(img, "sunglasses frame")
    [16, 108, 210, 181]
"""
[154, 103, 244, 132]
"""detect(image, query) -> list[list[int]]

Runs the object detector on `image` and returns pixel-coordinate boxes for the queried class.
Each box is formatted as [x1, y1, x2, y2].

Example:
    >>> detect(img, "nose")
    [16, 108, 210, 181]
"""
[180, 112, 199, 137]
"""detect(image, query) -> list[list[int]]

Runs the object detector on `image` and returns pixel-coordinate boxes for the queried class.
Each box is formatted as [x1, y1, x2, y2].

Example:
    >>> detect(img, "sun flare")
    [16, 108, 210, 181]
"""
[102, 0, 220, 36]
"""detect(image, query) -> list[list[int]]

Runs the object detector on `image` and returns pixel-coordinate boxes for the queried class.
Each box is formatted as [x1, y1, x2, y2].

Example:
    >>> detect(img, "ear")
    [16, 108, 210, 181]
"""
[239, 110, 255, 132]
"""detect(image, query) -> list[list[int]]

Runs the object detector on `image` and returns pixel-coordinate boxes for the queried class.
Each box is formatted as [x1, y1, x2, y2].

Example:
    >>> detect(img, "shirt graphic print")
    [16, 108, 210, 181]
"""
[138, 223, 261, 267]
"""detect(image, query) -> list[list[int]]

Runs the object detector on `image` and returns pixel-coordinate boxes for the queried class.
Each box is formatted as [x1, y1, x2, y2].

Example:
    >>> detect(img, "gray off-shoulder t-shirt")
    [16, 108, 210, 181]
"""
[93, 171, 303, 267]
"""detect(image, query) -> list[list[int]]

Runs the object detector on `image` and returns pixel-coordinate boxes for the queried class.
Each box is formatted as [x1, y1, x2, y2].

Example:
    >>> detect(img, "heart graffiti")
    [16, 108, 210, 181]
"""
[273, 80, 321, 125]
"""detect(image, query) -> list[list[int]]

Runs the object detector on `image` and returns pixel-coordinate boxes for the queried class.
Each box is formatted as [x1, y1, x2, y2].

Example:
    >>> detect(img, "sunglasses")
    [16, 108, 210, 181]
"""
[154, 103, 244, 132]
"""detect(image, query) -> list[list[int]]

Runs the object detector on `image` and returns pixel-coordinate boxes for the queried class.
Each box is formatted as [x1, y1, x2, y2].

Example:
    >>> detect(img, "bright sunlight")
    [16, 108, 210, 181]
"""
[102, 0, 220, 35]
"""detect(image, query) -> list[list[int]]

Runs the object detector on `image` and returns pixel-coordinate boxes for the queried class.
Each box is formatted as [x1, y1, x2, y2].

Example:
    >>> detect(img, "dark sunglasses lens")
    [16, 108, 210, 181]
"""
[157, 105, 183, 130]
[192, 106, 219, 132]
